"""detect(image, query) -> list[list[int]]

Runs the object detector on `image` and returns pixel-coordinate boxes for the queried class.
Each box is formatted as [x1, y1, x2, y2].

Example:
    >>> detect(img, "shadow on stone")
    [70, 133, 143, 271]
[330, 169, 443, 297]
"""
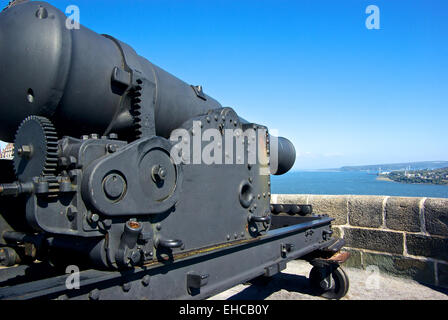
[225, 272, 317, 300]
[418, 282, 448, 296]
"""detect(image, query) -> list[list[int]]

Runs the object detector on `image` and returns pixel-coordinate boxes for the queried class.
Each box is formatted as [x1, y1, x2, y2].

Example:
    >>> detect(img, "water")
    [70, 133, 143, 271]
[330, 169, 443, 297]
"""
[271, 171, 448, 198]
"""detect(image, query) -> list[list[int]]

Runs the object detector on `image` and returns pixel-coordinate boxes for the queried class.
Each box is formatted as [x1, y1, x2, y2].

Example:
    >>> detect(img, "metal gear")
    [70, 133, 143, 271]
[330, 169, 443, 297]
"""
[13, 116, 58, 182]
[129, 78, 156, 140]
[130, 79, 144, 139]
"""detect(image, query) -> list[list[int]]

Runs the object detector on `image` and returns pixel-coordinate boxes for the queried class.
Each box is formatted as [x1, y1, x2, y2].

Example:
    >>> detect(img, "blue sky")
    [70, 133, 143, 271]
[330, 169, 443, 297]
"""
[1, 0, 447, 169]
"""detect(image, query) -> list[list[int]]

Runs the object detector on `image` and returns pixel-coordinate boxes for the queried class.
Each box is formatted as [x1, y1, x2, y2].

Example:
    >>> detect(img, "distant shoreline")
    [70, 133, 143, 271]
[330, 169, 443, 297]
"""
[376, 175, 394, 182]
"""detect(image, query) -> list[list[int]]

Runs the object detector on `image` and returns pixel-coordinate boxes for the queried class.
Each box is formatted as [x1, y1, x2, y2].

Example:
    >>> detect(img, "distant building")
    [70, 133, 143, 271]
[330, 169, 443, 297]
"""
[0, 143, 14, 160]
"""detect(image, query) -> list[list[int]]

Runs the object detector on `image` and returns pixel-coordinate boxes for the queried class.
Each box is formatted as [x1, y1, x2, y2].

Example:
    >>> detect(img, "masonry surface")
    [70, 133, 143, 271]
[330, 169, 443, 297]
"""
[272, 194, 448, 289]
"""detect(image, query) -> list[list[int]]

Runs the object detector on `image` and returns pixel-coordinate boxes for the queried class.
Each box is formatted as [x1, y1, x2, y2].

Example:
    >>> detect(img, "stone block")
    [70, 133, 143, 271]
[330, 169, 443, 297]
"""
[341, 248, 362, 269]
[362, 252, 435, 285]
[332, 226, 343, 239]
[307, 195, 348, 225]
[406, 234, 448, 261]
[348, 195, 384, 228]
[344, 227, 403, 254]
[424, 198, 448, 237]
[385, 197, 421, 232]
[273, 194, 308, 205]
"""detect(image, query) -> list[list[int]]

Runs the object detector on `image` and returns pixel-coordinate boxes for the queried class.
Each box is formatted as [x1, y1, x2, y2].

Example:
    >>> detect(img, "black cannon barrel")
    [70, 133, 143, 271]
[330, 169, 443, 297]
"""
[0, 1, 222, 140]
[0, 1, 295, 174]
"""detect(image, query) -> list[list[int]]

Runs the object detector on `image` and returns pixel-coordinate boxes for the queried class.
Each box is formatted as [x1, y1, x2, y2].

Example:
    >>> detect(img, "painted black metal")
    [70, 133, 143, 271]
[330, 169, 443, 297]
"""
[0, 0, 348, 300]
[0, 217, 335, 300]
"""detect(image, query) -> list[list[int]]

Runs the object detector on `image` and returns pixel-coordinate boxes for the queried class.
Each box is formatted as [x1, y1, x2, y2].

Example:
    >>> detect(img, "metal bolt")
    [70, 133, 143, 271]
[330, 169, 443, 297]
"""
[122, 282, 131, 292]
[89, 289, 100, 300]
[151, 165, 167, 182]
[26, 90, 34, 103]
[66, 206, 77, 221]
[129, 251, 141, 265]
[142, 275, 151, 287]
[88, 213, 99, 223]
[107, 144, 117, 153]
[17, 145, 32, 158]
[35, 7, 48, 19]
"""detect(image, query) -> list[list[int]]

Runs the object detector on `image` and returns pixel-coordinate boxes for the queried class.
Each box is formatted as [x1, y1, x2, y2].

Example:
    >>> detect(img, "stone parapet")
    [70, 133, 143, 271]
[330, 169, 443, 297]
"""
[272, 194, 448, 288]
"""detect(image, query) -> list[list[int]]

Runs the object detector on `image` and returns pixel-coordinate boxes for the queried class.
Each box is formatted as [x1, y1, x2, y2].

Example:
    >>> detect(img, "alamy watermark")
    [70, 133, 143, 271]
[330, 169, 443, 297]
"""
[365, 5, 380, 30]
[364, 265, 381, 290]
[169, 122, 279, 176]
[65, 5, 80, 30]
[65, 265, 80, 290]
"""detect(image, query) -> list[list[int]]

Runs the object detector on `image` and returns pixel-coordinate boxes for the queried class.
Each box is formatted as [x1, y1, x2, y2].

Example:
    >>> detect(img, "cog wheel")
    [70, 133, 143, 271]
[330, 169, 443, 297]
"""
[13, 116, 58, 182]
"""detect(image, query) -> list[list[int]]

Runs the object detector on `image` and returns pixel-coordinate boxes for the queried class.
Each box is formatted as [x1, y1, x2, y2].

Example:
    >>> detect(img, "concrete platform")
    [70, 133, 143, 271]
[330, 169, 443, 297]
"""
[209, 260, 448, 300]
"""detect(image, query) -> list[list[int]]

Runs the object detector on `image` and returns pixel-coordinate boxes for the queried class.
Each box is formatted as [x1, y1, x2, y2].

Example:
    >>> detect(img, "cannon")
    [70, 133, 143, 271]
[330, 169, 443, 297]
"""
[0, 1, 349, 300]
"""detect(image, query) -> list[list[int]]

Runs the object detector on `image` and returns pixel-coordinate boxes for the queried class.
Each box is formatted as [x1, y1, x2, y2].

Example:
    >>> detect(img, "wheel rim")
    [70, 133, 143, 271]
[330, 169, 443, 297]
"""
[309, 266, 349, 300]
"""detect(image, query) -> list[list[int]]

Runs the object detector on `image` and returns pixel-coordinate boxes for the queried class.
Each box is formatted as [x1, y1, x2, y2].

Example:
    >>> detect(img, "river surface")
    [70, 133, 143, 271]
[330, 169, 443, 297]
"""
[271, 171, 448, 198]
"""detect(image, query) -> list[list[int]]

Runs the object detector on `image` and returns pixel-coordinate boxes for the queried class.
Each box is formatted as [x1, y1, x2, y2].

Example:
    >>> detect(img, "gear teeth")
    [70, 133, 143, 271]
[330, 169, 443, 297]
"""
[13, 115, 59, 180]
[130, 81, 144, 139]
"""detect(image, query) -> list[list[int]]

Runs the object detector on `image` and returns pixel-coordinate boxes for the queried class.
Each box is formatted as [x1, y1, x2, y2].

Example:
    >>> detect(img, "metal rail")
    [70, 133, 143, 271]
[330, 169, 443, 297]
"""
[0, 216, 334, 300]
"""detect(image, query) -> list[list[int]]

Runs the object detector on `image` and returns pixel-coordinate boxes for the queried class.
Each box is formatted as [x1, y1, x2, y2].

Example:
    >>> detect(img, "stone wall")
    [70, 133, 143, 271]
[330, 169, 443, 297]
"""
[272, 194, 448, 288]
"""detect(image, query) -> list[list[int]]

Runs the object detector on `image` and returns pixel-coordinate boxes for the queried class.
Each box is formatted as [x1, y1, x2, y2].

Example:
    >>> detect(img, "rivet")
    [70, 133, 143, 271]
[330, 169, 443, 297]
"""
[122, 282, 131, 292]
[89, 289, 100, 300]
[142, 275, 150, 287]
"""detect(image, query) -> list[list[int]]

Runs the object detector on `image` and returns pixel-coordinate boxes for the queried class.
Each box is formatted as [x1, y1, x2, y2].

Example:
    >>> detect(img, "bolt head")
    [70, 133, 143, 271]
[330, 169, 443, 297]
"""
[122, 282, 131, 292]
[142, 275, 151, 286]
[129, 251, 141, 265]
[89, 289, 100, 300]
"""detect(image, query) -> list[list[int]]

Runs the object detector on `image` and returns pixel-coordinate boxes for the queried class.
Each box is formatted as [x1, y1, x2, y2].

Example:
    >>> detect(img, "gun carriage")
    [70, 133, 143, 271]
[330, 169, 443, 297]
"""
[0, 0, 349, 300]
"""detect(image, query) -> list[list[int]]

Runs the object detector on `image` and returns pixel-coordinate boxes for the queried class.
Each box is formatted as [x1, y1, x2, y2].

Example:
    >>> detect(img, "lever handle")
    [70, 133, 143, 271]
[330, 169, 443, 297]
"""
[249, 215, 271, 223]
[156, 238, 183, 249]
